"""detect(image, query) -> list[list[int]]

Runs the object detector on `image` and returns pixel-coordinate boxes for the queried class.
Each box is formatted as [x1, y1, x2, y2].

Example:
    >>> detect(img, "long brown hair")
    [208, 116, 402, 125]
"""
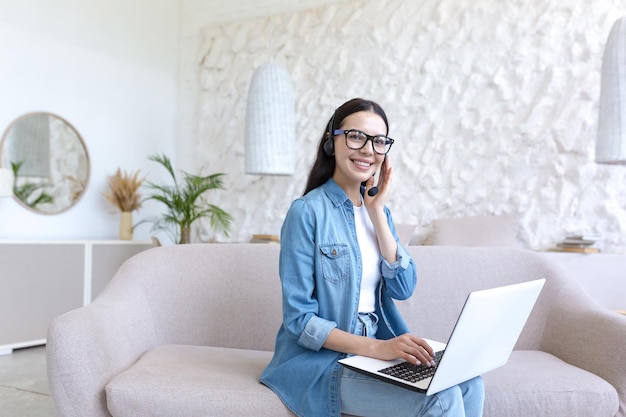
[303, 98, 389, 195]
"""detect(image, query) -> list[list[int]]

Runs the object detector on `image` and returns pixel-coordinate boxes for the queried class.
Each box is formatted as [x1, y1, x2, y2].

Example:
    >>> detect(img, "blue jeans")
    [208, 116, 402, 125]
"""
[340, 313, 485, 417]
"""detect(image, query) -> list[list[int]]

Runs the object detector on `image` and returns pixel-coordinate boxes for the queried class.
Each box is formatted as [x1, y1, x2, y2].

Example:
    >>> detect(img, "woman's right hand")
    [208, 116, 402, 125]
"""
[375, 333, 437, 367]
[324, 329, 437, 367]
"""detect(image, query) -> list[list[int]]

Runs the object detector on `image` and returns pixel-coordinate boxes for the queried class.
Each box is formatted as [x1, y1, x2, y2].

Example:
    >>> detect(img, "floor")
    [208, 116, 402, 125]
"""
[0, 345, 58, 417]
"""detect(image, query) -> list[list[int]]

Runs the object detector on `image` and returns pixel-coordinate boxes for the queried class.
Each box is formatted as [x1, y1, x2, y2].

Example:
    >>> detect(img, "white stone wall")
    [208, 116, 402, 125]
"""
[185, 0, 626, 251]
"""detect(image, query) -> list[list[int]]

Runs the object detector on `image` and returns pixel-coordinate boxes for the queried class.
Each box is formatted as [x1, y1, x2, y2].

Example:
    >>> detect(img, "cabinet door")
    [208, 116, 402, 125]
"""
[0, 243, 84, 350]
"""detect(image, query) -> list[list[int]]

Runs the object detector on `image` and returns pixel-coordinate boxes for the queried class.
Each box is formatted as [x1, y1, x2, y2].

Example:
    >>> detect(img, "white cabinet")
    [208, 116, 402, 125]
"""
[540, 252, 626, 311]
[0, 240, 152, 354]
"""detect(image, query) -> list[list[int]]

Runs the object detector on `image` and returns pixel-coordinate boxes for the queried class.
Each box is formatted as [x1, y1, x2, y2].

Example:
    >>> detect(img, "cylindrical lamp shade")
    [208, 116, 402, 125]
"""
[0, 168, 14, 197]
[245, 62, 295, 175]
[597, 16, 626, 165]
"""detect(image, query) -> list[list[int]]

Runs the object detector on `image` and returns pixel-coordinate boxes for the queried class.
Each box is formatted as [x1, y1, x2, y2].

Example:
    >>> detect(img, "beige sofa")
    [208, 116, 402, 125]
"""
[47, 243, 626, 417]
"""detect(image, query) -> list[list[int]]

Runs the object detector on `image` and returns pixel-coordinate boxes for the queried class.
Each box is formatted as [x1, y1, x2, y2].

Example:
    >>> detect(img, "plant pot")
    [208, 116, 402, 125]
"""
[119, 211, 133, 240]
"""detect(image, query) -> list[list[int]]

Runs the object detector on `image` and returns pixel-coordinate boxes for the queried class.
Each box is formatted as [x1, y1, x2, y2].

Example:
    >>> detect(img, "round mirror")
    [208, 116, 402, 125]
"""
[0, 112, 90, 214]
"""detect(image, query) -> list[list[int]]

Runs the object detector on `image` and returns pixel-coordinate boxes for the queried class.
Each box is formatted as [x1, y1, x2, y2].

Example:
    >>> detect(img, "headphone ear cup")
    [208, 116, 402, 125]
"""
[324, 111, 337, 157]
[323, 136, 335, 156]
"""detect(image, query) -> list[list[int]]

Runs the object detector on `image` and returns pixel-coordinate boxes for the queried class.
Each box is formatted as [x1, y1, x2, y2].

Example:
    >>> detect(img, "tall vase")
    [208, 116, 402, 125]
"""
[119, 211, 133, 240]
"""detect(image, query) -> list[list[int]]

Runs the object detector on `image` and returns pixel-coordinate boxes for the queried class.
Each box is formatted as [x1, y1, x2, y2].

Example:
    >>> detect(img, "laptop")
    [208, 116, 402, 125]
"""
[339, 278, 546, 395]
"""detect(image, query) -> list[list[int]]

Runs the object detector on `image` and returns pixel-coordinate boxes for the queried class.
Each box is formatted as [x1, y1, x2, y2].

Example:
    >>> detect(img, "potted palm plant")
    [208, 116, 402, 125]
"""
[141, 153, 233, 244]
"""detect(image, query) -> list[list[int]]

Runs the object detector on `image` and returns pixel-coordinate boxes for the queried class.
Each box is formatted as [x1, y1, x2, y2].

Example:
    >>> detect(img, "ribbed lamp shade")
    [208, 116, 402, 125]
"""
[245, 62, 295, 175]
[597, 16, 626, 165]
[0, 168, 14, 197]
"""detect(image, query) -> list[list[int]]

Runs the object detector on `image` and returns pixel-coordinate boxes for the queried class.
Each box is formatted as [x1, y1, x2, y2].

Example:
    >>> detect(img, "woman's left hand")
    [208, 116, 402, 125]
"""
[364, 155, 393, 209]
[364, 155, 397, 263]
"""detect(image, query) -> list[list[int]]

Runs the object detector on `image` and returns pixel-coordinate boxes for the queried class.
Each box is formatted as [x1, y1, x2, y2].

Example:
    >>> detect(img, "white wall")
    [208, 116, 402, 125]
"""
[177, 0, 352, 173]
[2, 0, 625, 251]
[180, 0, 626, 251]
[0, 0, 178, 241]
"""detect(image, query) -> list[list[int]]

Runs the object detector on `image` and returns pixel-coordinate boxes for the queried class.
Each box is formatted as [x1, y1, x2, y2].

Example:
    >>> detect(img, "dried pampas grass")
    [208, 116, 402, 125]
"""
[104, 168, 144, 212]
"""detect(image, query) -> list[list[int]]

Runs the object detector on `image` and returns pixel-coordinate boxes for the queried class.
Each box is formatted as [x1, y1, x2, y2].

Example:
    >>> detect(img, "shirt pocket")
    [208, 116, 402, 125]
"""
[319, 243, 350, 283]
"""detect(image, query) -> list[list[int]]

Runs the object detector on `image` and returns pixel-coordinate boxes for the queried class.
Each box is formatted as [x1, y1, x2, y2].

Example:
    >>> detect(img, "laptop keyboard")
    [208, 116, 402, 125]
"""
[378, 351, 444, 383]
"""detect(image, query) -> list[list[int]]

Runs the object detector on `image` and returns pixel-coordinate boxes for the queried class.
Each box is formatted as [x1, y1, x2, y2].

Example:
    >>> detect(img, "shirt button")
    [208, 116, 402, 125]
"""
[332, 249, 337, 255]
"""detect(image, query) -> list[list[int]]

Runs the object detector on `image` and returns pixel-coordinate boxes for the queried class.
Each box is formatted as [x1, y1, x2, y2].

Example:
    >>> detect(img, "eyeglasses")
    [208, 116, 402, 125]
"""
[333, 129, 394, 155]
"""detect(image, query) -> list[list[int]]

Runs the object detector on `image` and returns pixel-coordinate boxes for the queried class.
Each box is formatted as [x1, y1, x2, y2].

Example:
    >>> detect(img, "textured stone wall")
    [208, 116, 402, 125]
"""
[192, 0, 626, 251]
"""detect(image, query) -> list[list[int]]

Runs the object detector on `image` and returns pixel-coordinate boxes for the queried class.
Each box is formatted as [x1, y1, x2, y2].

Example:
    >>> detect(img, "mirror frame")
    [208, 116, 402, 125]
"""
[0, 112, 91, 215]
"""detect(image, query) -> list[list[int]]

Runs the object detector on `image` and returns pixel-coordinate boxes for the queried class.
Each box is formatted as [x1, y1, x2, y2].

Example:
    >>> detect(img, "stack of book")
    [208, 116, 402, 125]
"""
[552, 235, 601, 254]
[250, 234, 280, 244]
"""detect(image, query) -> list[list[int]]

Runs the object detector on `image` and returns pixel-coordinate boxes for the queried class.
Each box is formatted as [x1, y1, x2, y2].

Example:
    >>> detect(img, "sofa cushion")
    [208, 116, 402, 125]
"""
[482, 350, 618, 417]
[394, 223, 416, 245]
[106, 346, 618, 417]
[425, 214, 521, 247]
[106, 345, 293, 417]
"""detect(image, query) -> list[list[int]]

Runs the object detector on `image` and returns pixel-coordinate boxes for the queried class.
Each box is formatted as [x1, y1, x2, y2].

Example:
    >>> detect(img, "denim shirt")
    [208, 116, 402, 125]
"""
[260, 179, 417, 417]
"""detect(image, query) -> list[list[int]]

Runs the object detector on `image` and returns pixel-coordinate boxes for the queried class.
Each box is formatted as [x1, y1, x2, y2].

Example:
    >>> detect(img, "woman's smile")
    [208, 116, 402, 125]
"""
[352, 158, 374, 170]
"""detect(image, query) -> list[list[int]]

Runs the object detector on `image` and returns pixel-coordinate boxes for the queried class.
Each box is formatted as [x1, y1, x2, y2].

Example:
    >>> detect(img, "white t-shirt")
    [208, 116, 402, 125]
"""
[353, 203, 381, 313]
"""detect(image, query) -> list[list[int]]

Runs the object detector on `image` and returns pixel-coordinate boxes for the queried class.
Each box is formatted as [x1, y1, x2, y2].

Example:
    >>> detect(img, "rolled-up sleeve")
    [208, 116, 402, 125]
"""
[298, 315, 338, 351]
[380, 209, 418, 300]
[381, 243, 412, 278]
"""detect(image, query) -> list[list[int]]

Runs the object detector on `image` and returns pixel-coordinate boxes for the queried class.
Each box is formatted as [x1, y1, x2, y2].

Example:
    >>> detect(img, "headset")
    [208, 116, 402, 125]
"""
[323, 110, 385, 197]
[323, 112, 336, 157]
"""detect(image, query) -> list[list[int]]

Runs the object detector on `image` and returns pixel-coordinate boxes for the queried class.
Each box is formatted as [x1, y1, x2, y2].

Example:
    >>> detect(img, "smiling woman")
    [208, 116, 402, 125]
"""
[0, 112, 90, 214]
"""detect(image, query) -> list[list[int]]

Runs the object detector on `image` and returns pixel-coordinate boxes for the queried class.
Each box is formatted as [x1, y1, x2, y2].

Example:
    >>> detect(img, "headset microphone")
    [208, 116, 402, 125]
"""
[367, 186, 379, 197]
[367, 155, 387, 197]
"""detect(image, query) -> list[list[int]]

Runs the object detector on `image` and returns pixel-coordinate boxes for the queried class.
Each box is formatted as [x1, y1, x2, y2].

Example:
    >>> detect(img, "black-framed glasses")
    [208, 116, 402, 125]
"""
[334, 129, 394, 155]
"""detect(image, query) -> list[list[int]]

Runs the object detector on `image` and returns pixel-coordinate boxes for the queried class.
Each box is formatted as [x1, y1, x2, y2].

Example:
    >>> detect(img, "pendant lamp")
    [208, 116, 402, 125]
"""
[244, 62, 295, 175]
[596, 16, 626, 164]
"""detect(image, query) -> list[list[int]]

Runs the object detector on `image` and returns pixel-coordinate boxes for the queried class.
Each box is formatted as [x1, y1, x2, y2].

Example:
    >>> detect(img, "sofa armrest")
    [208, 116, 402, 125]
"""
[541, 290, 626, 417]
[47, 278, 158, 417]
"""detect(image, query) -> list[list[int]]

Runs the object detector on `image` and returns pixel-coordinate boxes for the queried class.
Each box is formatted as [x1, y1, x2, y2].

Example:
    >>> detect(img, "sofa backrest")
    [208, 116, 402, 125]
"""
[103, 243, 575, 352]
[400, 246, 568, 349]
[103, 243, 283, 352]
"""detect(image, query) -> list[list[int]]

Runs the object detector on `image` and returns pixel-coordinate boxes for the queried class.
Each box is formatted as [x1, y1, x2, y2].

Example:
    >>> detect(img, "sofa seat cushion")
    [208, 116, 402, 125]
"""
[482, 350, 618, 417]
[105, 345, 293, 417]
[106, 346, 618, 417]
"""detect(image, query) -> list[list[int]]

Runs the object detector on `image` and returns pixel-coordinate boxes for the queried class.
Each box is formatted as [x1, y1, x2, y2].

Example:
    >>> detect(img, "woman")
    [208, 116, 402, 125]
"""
[260, 98, 484, 417]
